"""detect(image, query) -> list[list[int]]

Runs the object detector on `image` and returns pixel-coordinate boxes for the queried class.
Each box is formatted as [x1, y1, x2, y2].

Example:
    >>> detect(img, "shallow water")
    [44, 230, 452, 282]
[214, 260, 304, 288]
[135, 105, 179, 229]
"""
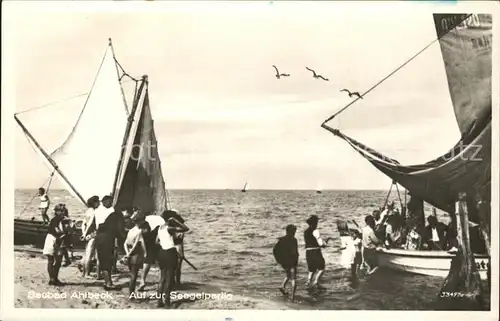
[15, 189, 487, 310]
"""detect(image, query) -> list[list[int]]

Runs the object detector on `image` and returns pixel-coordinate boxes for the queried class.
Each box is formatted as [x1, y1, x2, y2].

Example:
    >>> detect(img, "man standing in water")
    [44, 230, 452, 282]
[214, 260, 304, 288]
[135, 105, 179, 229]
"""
[362, 215, 382, 275]
[304, 215, 328, 290]
[273, 224, 298, 302]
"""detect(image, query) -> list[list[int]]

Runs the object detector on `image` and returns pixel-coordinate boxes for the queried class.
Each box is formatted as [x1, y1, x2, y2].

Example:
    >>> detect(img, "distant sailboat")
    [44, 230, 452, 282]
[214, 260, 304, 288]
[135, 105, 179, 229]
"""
[241, 182, 249, 192]
[316, 184, 322, 194]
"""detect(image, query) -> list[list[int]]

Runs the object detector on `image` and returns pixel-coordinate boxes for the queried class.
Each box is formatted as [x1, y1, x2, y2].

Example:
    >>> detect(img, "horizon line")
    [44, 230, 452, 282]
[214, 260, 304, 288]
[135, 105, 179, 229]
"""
[14, 187, 392, 192]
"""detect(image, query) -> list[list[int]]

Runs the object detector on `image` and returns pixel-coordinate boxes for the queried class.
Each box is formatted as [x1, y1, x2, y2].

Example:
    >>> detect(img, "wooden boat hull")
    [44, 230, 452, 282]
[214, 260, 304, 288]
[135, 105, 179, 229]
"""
[14, 218, 86, 250]
[376, 248, 489, 280]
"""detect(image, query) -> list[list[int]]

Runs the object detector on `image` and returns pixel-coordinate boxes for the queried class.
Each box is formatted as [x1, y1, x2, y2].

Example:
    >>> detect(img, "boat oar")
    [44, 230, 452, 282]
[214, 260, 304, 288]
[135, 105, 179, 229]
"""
[183, 257, 198, 271]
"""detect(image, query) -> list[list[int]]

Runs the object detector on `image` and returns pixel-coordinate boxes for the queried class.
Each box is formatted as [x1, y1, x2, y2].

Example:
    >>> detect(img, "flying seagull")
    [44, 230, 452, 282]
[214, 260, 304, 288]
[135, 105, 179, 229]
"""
[272, 65, 290, 79]
[305, 67, 329, 81]
[340, 89, 363, 99]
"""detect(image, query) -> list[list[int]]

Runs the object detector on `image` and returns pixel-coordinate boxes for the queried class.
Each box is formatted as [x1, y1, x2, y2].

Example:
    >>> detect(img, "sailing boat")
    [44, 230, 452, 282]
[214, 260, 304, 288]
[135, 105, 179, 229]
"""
[316, 184, 322, 194]
[241, 182, 249, 193]
[327, 14, 491, 279]
[14, 39, 170, 249]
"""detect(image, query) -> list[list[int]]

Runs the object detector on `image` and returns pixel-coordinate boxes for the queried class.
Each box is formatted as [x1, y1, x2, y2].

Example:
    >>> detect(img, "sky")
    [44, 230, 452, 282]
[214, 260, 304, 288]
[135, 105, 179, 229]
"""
[5, 1, 490, 190]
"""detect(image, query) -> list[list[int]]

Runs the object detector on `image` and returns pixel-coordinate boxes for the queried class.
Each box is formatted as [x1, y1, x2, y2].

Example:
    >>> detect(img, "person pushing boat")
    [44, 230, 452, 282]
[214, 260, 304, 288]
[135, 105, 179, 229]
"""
[81, 195, 100, 278]
[137, 212, 165, 291]
[162, 209, 187, 286]
[155, 211, 190, 308]
[122, 215, 149, 296]
[42, 204, 68, 286]
[362, 215, 382, 275]
[94, 195, 126, 290]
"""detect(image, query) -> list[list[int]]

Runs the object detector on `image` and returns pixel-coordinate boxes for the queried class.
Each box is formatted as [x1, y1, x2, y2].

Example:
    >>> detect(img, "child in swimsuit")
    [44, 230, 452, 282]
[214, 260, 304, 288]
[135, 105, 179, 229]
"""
[38, 188, 50, 224]
[123, 219, 149, 295]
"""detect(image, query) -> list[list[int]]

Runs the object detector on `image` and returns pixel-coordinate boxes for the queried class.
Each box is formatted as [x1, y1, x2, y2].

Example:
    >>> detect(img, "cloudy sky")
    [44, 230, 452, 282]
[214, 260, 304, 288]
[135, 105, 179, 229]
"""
[6, 1, 489, 190]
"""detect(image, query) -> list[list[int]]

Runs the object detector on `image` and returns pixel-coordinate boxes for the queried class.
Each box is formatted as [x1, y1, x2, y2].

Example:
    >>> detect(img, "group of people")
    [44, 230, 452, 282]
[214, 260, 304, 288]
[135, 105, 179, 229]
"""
[271, 201, 470, 302]
[40, 191, 190, 308]
[370, 202, 458, 252]
[273, 214, 334, 302]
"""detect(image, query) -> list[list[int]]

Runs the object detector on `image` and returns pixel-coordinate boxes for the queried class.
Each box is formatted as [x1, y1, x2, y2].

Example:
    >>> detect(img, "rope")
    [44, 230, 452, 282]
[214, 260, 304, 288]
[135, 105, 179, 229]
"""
[46, 170, 56, 192]
[114, 57, 139, 83]
[14, 79, 137, 116]
[18, 171, 56, 216]
[382, 182, 394, 209]
[322, 14, 473, 125]
[395, 183, 403, 212]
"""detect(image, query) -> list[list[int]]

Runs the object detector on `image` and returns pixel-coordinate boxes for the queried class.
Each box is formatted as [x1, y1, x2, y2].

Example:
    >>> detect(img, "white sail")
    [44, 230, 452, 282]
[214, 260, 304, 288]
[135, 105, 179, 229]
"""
[50, 43, 128, 203]
[242, 182, 249, 191]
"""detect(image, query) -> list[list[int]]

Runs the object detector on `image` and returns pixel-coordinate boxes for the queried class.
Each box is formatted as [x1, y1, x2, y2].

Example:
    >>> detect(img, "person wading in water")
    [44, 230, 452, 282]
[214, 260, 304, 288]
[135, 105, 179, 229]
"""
[38, 187, 50, 224]
[94, 195, 125, 290]
[304, 215, 329, 290]
[156, 211, 190, 308]
[81, 195, 100, 278]
[362, 215, 382, 275]
[273, 224, 299, 302]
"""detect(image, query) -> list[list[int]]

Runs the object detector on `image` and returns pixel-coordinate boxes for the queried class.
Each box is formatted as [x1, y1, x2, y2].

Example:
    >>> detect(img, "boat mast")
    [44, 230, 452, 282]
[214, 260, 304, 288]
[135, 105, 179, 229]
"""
[111, 75, 148, 205]
[109, 38, 132, 115]
[14, 115, 87, 205]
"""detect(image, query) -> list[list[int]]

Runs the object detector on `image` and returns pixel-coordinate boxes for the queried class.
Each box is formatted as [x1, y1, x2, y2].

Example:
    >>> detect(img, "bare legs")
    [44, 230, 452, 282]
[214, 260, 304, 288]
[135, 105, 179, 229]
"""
[157, 268, 175, 308]
[174, 255, 183, 287]
[82, 239, 95, 277]
[128, 255, 141, 295]
[306, 270, 325, 289]
[41, 208, 50, 224]
[139, 263, 151, 291]
[312, 270, 324, 287]
[47, 252, 63, 285]
[279, 267, 297, 301]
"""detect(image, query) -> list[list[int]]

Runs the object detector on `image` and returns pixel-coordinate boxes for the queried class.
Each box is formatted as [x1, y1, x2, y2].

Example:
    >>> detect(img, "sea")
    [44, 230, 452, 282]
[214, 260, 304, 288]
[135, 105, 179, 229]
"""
[14, 189, 488, 310]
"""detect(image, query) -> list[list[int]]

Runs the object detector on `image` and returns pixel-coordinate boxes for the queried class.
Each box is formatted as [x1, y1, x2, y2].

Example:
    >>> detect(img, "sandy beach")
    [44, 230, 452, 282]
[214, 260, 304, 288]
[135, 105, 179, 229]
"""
[14, 251, 290, 310]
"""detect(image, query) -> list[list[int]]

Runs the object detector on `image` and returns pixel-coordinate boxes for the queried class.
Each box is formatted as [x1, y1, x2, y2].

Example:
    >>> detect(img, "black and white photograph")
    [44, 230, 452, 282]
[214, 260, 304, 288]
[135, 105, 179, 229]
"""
[1, 0, 498, 319]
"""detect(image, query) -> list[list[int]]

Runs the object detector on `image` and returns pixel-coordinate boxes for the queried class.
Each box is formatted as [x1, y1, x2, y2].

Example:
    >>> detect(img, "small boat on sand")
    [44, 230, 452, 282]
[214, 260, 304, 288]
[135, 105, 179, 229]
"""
[336, 221, 489, 280]
[15, 39, 171, 249]
[14, 218, 85, 250]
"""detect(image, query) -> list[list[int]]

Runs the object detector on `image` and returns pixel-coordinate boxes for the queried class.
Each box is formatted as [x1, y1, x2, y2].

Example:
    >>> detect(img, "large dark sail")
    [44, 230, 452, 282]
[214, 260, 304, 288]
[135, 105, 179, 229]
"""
[323, 14, 492, 213]
[433, 14, 492, 139]
[114, 82, 169, 215]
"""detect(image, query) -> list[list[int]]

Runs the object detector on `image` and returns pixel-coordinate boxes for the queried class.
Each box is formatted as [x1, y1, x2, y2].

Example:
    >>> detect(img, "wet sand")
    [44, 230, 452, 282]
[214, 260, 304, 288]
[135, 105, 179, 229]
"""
[14, 252, 290, 309]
